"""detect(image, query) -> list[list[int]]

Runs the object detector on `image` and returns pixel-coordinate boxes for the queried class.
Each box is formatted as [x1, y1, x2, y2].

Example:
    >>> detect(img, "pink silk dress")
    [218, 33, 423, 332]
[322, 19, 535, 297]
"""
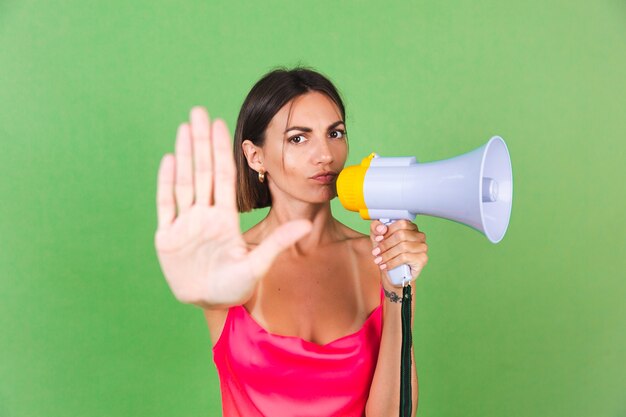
[212, 293, 383, 417]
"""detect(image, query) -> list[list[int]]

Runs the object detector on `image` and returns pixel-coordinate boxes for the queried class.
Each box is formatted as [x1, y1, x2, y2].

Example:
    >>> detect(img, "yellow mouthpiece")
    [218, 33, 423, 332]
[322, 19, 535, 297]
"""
[337, 153, 376, 219]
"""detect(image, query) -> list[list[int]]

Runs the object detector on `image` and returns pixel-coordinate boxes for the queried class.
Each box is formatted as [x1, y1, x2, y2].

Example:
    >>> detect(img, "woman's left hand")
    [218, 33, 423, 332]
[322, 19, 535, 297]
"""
[369, 220, 428, 291]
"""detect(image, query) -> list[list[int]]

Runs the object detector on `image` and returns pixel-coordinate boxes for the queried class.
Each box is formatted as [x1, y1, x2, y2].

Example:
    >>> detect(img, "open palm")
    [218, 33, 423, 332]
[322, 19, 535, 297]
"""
[154, 107, 311, 308]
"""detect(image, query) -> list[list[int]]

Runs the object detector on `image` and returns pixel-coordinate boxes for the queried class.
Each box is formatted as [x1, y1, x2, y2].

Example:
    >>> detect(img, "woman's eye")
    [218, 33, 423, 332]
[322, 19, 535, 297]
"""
[289, 135, 306, 144]
[329, 129, 346, 139]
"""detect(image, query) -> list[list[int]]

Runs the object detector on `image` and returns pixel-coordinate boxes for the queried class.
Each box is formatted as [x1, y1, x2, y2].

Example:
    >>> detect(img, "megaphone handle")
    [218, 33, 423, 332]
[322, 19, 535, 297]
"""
[380, 219, 412, 287]
[380, 218, 414, 416]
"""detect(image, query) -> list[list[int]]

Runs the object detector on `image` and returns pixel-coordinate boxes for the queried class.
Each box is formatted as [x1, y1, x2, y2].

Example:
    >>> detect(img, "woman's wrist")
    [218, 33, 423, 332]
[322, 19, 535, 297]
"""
[383, 287, 404, 303]
[382, 277, 415, 304]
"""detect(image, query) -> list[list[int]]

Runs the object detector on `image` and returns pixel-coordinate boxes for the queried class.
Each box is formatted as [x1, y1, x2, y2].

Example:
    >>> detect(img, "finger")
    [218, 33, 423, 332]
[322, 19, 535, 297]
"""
[375, 241, 428, 267]
[190, 107, 213, 206]
[371, 220, 417, 244]
[374, 229, 426, 254]
[370, 220, 387, 247]
[385, 219, 418, 235]
[248, 220, 313, 279]
[212, 119, 237, 209]
[175, 123, 194, 214]
[370, 220, 385, 234]
[156, 153, 176, 230]
[383, 252, 429, 275]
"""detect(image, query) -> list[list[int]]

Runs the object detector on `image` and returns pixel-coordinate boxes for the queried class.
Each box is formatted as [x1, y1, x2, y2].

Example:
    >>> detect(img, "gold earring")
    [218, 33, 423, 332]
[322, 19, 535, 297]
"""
[258, 169, 265, 183]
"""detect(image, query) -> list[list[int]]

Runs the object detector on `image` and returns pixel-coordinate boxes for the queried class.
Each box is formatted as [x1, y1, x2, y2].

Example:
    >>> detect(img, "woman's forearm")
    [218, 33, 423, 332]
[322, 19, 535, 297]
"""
[366, 285, 418, 417]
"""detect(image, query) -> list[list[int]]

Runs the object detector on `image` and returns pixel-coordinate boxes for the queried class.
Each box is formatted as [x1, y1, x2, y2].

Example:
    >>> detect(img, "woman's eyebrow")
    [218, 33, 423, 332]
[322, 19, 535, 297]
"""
[284, 126, 312, 133]
[283, 120, 345, 134]
[327, 120, 345, 130]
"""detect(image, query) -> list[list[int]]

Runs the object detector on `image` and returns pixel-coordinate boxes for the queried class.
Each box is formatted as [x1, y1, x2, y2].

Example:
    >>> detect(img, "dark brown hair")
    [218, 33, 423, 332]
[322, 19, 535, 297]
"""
[234, 67, 346, 212]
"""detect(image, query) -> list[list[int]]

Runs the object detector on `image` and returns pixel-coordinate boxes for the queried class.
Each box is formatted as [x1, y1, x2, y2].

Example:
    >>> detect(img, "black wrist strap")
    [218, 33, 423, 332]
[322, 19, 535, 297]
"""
[400, 284, 413, 417]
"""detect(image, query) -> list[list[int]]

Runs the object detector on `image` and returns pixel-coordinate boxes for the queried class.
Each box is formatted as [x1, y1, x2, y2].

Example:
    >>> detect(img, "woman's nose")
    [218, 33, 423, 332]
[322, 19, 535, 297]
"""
[312, 137, 334, 164]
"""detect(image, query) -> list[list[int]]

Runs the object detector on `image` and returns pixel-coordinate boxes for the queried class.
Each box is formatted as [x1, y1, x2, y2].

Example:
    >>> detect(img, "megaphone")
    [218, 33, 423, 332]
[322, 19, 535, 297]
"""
[337, 136, 513, 286]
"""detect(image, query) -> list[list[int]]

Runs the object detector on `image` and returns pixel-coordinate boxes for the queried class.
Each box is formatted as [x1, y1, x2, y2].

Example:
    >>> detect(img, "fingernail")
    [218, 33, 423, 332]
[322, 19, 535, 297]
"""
[374, 256, 383, 264]
[380, 264, 387, 270]
[376, 225, 386, 233]
[372, 247, 381, 256]
[375, 235, 384, 242]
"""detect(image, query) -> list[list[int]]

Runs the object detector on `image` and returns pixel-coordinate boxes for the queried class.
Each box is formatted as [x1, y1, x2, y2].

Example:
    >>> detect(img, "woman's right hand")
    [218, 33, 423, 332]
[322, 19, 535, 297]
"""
[154, 107, 311, 309]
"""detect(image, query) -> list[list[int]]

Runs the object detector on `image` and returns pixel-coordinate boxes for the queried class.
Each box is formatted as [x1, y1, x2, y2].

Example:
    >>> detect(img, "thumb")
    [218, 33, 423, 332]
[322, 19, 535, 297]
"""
[247, 219, 313, 279]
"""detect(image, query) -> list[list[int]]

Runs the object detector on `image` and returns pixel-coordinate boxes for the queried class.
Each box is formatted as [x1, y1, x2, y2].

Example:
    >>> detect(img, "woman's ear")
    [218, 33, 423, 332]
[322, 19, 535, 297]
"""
[242, 140, 264, 172]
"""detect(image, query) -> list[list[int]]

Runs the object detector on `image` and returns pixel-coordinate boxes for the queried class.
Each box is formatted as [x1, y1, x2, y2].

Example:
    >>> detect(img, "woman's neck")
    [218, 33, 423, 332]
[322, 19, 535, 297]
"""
[260, 200, 344, 255]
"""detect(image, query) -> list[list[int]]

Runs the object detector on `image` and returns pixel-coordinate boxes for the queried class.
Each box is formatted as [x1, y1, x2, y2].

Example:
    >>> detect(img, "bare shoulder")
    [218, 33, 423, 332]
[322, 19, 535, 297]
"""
[335, 222, 374, 257]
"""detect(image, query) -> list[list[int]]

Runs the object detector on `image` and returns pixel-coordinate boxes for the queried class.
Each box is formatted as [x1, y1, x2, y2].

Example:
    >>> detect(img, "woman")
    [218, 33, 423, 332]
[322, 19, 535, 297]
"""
[155, 68, 428, 417]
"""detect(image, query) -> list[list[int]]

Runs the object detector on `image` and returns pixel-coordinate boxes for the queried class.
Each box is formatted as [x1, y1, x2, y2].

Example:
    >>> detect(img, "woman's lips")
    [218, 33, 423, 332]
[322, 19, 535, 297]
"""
[311, 173, 338, 184]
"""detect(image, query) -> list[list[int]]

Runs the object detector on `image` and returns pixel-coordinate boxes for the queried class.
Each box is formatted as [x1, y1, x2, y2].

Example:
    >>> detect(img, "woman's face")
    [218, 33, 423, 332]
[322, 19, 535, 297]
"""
[261, 91, 348, 205]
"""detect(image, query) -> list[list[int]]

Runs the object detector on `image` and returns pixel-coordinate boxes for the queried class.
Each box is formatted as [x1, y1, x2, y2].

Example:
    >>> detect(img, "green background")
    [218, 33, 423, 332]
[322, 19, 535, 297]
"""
[1, 1, 624, 416]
